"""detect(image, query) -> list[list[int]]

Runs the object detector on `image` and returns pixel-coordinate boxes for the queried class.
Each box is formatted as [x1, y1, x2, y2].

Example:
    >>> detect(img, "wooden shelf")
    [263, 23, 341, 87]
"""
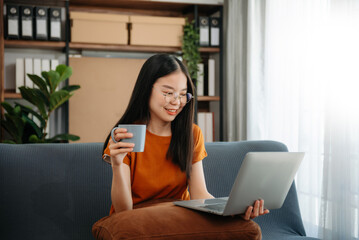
[199, 47, 220, 53]
[4, 90, 21, 99]
[4, 93, 221, 101]
[3, 40, 220, 53]
[4, 40, 66, 50]
[69, 42, 182, 53]
[197, 96, 220, 101]
[4, 40, 220, 54]
[69, 43, 220, 53]
[70, 0, 222, 15]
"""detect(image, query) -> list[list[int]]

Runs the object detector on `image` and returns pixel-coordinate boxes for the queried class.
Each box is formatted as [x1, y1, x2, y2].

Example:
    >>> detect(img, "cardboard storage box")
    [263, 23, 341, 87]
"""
[130, 16, 185, 47]
[70, 11, 129, 44]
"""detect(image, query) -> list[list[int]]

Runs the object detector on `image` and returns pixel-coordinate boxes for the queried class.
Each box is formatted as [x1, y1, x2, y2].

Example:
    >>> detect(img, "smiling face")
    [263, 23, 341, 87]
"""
[149, 70, 188, 127]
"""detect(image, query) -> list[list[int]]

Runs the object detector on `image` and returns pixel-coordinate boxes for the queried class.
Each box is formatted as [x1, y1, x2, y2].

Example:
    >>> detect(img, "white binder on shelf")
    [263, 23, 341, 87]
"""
[41, 59, 50, 72]
[50, 59, 59, 70]
[33, 58, 41, 88]
[210, 17, 220, 47]
[24, 58, 33, 88]
[20, 6, 33, 39]
[50, 59, 60, 90]
[35, 6, 48, 40]
[208, 59, 215, 96]
[197, 112, 214, 142]
[15, 58, 24, 93]
[6, 5, 20, 39]
[49, 8, 62, 40]
[205, 112, 214, 142]
[197, 63, 204, 96]
[197, 112, 206, 140]
[46, 117, 51, 138]
[33, 59, 41, 75]
[199, 16, 209, 46]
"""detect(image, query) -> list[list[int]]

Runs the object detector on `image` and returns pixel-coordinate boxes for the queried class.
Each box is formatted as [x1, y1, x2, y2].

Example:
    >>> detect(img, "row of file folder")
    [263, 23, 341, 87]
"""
[199, 16, 221, 47]
[5, 4, 62, 41]
[15, 58, 59, 93]
[197, 59, 216, 97]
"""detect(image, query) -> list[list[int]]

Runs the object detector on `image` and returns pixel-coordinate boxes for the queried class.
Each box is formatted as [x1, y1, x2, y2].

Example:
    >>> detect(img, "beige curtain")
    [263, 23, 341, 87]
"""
[223, 0, 265, 141]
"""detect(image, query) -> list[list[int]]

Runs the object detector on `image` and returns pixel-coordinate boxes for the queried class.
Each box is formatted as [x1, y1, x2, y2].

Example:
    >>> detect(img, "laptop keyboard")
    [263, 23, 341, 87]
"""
[201, 203, 226, 212]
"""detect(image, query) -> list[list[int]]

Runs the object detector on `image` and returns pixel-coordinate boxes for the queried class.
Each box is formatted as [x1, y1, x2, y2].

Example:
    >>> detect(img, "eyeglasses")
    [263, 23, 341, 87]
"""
[153, 86, 193, 105]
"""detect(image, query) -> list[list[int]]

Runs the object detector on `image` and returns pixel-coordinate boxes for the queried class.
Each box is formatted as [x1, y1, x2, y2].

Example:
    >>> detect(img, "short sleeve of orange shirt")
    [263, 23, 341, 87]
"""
[103, 124, 207, 215]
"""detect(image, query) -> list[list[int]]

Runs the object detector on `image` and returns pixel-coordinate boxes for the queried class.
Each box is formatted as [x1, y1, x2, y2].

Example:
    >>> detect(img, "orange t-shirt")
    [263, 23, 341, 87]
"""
[103, 124, 207, 215]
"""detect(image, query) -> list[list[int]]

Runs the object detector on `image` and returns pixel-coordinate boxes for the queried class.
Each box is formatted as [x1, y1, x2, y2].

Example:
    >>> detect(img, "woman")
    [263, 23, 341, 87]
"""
[102, 54, 269, 220]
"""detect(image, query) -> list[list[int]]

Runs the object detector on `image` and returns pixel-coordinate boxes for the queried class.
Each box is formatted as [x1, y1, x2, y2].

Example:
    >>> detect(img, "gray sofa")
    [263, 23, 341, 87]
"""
[0, 141, 319, 240]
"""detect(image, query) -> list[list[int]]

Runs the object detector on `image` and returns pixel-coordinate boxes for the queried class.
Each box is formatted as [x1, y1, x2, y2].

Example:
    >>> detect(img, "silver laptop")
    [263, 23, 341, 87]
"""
[173, 152, 304, 216]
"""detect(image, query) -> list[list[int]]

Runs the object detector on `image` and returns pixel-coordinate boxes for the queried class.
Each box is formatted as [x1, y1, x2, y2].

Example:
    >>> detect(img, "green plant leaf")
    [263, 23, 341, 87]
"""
[42, 70, 60, 93]
[2, 139, 16, 144]
[13, 105, 22, 116]
[27, 74, 50, 97]
[15, 102, 46, 129]
[28, 134, 43, 143]
[182, 19, 201, 82]
[46, 133, 80, 143]
[22, 114, 43, 139]
[56, 64, 72, 83]
[22, 122, 42, 143]
[46, 65, 73, 92]
[61, 85, 80, 92]
[1, 102, 25, 143]
[19, 87, 47, 119]
[55, 64, 67, 74]
[0, 119, 18, 143]
[49, 90, 72, 112]
[1, 114, 24, 143]
[5, 113, 25, 136]
[33, 88, 50, 107]
[1, 102, 14, 115]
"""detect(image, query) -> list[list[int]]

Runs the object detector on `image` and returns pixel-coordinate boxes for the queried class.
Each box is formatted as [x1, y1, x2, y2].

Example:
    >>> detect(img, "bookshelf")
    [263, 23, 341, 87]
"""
[0, 0, 224, 141]
[4, 39, 66, 49]
[198, 96, 220, 101]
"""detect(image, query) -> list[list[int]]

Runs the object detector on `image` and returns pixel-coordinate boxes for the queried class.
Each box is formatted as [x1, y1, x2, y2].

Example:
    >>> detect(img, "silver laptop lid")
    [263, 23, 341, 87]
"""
[223, 152, 304, 216]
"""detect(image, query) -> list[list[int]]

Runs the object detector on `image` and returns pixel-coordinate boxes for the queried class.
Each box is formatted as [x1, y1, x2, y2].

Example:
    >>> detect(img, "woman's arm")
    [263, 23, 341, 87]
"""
[109, 128, 135, 212]
[111, 163, 132, 212]
[188, 161, 214, 199]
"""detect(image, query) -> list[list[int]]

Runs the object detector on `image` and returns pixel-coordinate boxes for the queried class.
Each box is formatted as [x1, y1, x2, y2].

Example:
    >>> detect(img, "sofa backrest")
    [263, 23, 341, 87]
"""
[203, 140, 307, 238]
[0, 140, 307, 239]
[0, 143, 110, 240]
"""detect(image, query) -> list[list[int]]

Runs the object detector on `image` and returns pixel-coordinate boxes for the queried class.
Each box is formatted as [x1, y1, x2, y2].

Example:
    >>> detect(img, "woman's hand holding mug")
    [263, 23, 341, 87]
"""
[109, 124, 146, 166]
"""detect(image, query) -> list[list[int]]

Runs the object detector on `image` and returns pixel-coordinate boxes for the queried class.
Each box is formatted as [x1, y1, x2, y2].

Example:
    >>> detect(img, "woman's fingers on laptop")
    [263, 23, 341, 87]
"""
[242, 206, 253, 220]
[242, 199, 270, 220]
[258, 199, 270, 217]
[259, 199, 270, 215]
[253, 200, 260, 217]
[259, 199, 264, 214]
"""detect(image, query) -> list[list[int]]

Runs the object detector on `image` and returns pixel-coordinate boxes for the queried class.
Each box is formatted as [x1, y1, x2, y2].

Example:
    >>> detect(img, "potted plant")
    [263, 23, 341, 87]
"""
[0, 64, 80, 143]
[182, 19, 202, 83]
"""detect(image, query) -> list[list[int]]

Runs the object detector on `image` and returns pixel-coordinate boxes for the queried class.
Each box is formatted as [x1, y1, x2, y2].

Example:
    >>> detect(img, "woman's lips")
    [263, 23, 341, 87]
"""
[165, 108, 178, 115]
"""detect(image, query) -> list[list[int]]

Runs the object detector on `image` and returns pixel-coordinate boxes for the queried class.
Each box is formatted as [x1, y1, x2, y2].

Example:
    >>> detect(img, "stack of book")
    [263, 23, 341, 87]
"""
[197, 58, 215, 97]
[15, 58, 59, 92]
[197, 112, 214, 142]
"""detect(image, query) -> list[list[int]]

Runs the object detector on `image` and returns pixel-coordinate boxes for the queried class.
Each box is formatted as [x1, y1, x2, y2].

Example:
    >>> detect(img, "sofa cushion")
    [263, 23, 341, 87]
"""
[0, 143, 112, 240]
[92, 199, 261, 240]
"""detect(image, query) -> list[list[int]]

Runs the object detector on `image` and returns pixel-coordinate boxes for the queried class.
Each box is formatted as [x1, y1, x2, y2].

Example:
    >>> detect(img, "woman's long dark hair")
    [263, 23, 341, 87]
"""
[103, 54, 195, 178]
